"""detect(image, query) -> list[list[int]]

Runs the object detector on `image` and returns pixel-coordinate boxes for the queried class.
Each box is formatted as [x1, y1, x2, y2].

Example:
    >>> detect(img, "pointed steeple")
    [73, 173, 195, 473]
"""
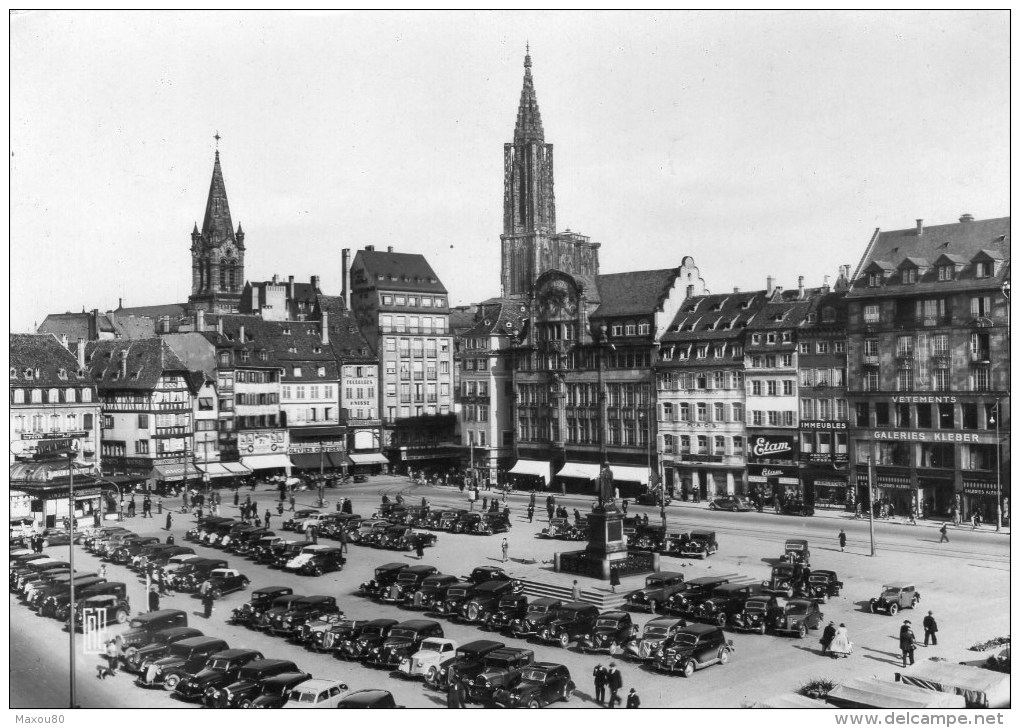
[201, 150, 235, 245]
[514, 46, 544, 144]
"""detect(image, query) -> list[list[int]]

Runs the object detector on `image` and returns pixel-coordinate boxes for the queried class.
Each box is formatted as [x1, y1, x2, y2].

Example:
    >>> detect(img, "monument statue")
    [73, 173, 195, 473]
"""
[597, 462, 615, 509]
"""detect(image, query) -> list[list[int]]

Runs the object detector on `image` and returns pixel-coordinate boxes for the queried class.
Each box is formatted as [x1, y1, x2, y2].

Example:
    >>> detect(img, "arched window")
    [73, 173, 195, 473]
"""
[65, 388, 76, 403]
[226, 260, 236, 291]
[66, 414, 77, 431]
[205, 260, 213, 291]
[48, 388, 60, 403]
[13, 389, 24, 404]
[50, 414, 61, 432]
[13, 415, 25, 433]
[219, 259, 228, 289]
[31, 414, 43, 432]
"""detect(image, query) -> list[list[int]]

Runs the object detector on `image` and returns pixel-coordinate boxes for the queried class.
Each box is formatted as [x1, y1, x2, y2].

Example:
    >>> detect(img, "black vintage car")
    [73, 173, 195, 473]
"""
[120, 609, 190, 655]
[173, 648, 265, 702]
[247, 671, 313, 708]
[110, 536, 161, 563]
[625, 617, 687, 661]
[185, 516, 232, 542]
[680, 530, 719, 558]
[729, 595, 783, 634]
[539, 518, 584, 541]
[625, 571, 686, 613]
[122, 627, 206, 673]
[135, 637, 230, 690]
[435, 510, 467, 531]
[433, 582, 477, 618]
[282, 509, 320, 532]
[708, 497, 752, 512]
[226, 527, 273, 555]
[336, 619, 400, 661]
[761, 562, 805, 598]
[362, 619, 445, 669]
[578, 610, 637, 654]
[467, 647, 535, 705]
[477, 513, 512, 535]
[631, 526, 666, 552]
[68, 593, 131, 630]
[404, 574, 459, 610]
[136, 545, 195, 571]
[780, 500, 815, 517]
[301, 616, 359, 651]
[379, 564, 439, 604]
[652, 623, 734, 677]
[318, 514, 362, 540]
[451, 513, 484, 534]
[268, 595, 341, 636]
[694, 583, 764, 627]
[206, 568, 251, 599]
[485, 594, 530, 631]
[465, 565, 519, 588]
[869, 582, 921, 616]
[32, 576, 104, 612]
[209, 659, 303, 708]
[336, 689, 400, 709]
[255, 594, 306, 631]
[773, 599, 824, 638]
[171, 558, 229, 592]
[269, 542, 305, 568]
[250, 538, 292, 564]
[230, 586, 295, 626]
[537, 602, 601, 648]
[425, 639, 505, 689]
[360, 563, 410, 597]
[665, 576, 733, 618]
[779, 538, 811, 566]
[510, 598, 563, 637]
[47, 580, 126, 620]
[284, 545, 346, 576]
[492, 663, 575, 708]
[459, 580, 516, 623]
[798, 569, 843, 603]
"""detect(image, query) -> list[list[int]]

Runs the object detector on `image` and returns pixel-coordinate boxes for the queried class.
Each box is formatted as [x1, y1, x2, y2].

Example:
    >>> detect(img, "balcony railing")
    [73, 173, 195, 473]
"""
[156, 402, 189, 411]
[154, 426, 190, 436]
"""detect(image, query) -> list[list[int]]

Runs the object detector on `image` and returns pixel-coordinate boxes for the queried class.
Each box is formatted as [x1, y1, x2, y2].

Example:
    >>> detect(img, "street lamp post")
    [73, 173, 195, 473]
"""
[867, 454, 876, 557]
[66, 450, 79, 708]
[991, 399, 1002, 532]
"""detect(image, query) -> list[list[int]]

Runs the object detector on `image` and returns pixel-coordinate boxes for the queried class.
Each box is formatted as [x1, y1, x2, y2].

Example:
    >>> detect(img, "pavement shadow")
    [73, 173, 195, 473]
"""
[853, 600, 874, 612]
[862, 653, 903, 667]
[572, 689, 599, 704]
[791, 644, 824, 658]
[760, 557, 782, 566]
[859, 645, 901, 659]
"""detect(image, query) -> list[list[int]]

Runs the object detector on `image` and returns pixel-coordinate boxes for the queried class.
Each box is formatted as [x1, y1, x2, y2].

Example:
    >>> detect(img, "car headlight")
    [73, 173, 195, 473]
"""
[440, 667, 447, 676]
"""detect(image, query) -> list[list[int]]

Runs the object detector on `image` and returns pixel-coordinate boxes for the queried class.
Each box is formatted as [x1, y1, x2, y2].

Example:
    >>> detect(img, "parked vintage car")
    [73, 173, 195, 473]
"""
[459, 580, 516, 623]
[318, 514, 362, 540]
[708, 496, 753, 512]
[693, 583, 764, 626]
[466, 647, 535, 705]
[729, 594, 783, 634]
[509, 598, 564, 636]
[433, 582, 477, 618]
[396, 637, 458, 681]
[209, 659, 303, 708]
[652, 623, 734, 676]
[869, 582, 920, 616]
[135, 636, 230, 690]
[282, 509, 320, 532]
[349, 519, 392, 545]
[779, 538, 811, 566]
[451, 513, 484, 534]
[47, 580, 125, 620]
[362, 619, 445, 669]
[226, 527, 273, 554]
[251, 538, 294, 565]
[268, 595, 341, 636]
[492, 663, 574, 708]
[173, 648, 265, 702]
[465, 565, 517, 586]
[120, 609, 190, 655]
[308, 618, 364, 652]
[185, 516, 231, 542]
[537, 602, 601, 648]
[296, 612, 350, 647]
[110, 536, 161, 563]
[254, 594, 306, 630]
[247, 672, 314, 708]
[270, 542, 306, 569]
[335, 619, 399, 661]
[797, 569, 843, 603]
[281, 678, 349, 709]
[30, 575, 103, 610]
[539, 518, 584, 540]
[434, 510, 467, 531]
[336, 689, 400, 709]
[404, 574, 459, 610]
[762, 562, 806, 598]
[206, 568, 251, 599]
[625, 616, 686, 660]
[625, 571, 686, 613]
[631, 526, 666, 552]
[422, 639, 504, 688]
[284, 545, 346, 576]
[136, 545, 196, 571]
[170, 558, 229, 592]
[68, 593, 131, 630]
[230, 586, 295, 626]
[359, 562, 409, 597]
[578, 611, 637, 654]
[680, 530, 719, 558]
[635, 491, 671, 507]
[780, 500, 815, 517]
[122, 627, 205, 673]
[773, 599, 824, 638]
[485, 593, 530, 631]
[478, 513, 512, 535]
[130, 544, 178, 570]
[379, 564, 439, 604]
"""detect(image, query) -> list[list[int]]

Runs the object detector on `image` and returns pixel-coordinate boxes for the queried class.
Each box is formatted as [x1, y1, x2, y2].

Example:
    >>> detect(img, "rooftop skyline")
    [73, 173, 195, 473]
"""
[10, 11, 1009, 333]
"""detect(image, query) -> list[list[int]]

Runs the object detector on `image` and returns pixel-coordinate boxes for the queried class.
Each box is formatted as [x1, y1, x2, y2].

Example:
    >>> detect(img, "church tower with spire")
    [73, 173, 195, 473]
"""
[188, 149, 245, 313]
[501, 49, 600, 299]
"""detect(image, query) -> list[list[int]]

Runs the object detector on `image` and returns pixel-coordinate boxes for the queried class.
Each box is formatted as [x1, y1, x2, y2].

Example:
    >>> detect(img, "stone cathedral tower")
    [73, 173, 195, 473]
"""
[501, 50, 600, 300]
[188, 150, 245, 313]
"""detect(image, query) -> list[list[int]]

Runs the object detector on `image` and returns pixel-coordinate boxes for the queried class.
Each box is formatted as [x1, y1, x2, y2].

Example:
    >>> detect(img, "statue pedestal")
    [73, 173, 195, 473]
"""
[585, 506, 628, 559]
[553, 505, 658, 581]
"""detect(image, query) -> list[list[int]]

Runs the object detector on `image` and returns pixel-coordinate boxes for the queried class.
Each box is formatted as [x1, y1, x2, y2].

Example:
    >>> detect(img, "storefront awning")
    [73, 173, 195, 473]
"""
[349, 452, 390, 465]
[195, 463, 234, 478]
[11, 460, 97, 484]
[150, 462, 197, 482]
[328, 453, 352, 468]
[291, 454, 327, 470]
[240, 454, 292, 471]
[557, 462, 600, 480]
[222, 462, 252, 475]
[289, 425, 346, 438]
[608, 465, 650, 484]
[508, 459, 550, 484]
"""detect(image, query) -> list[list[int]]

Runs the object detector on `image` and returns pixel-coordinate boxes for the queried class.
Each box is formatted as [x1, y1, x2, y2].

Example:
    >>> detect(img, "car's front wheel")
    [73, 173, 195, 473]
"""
[163, 674, 181, 691]
[819, 593, 828, 604]
[758, 623, 766, 635]
[797, 624, 807, 639]
[682, 661, 695, 678]
[889, 603, 899, 616]
[719, 649, 729, 665]
[561, 682, 573, 702]
[558, 632, 570, 648]
[239, 698, 252, 709]
[716, 614, 727, 627]
[426, 666, 438, 685]
[115, 609, 128, 624]
[528, 699, 542, 709]
[648, 599, 658, 613]
[869, 601, 877, 614]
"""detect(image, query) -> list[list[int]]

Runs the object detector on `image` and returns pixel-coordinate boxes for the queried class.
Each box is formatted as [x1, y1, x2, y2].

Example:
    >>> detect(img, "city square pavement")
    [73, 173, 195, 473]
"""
[11, 474, 1009, 709]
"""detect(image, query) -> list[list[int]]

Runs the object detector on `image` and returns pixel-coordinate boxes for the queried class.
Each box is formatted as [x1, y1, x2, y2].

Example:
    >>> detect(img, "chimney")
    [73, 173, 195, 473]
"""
[798, 276, 805, 299]
[118, 298, 123, 310]
[365, 245, 375, 252]
[686, 284, 694, 299]
[161, 316, 171, 334]
[822, 274, 831, 292]
[272, 274, 279, 285]
[239, 324, 245, 344]
[387, 246, 394, 253]
[733, 287, 740, 294]
[321, 311, 329, 345]
[76, 338, 85, 369]
[90, 308, 100, 340]
[288, 275, 295, 300]
[766, 276, 775, 297]
[959, 213, 974, 223]
[196, 309, 205, 331]
[60, 334, 69, 350]
[311, 275, 320, 292]
[341, 248, 351, 309]
[916, 219, 924, 236]
[119, 349, 128, 378]
[217, 317, 223, 335]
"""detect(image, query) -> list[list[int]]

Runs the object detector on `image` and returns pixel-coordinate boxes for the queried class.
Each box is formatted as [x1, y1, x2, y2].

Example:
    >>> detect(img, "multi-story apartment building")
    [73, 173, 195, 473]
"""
[10, 334, 103, 526]
[846, 215, 1010, 523]
[240, 274, 323, 321]
[656, 291, 766, 500]
[86, 338, 198, 492]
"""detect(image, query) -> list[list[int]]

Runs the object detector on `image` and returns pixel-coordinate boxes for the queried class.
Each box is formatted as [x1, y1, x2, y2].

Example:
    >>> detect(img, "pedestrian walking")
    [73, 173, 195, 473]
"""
[277, 501, 284, 517]
[626, 688, 640, 708]
[98, 564, 107, 581]
[165, 512, 172, 531]
[200, 579, 214, 618]
[482, 496, 488, 512]
[820, 621, 836, 655]
[501, 538, 509, 563]
[288, 494, 296, 512]
[264, 509, 272, 529]
[342, 497, 353, 514]
[165, 534, 175, 545]
[606, 663, 623, 708]
[939, 522, 950, 543]
[547, 503, 555, 521]
[142, 497, 151, 518]
[446, 676, 466, 708]
[621, 499, 628, 515]
[529, 490, 537, 508]
[572, 580, 581, 601]
[592, 664, 607, 705]
[609, 565, 621, 593]
[309, 525, 318, 545]
[100, 636, 121, 678]
[900, 620, 917, 667]
[148, 585, 160, 612]
[923, 611, 938, 646]
[527, 504, 535, 523]
[971, 512, 979, 530]
[829, 623, 852, 659]
[415, 540, 426, 560]
[838, 529, 846, 552]
[233, 489, 240, 507]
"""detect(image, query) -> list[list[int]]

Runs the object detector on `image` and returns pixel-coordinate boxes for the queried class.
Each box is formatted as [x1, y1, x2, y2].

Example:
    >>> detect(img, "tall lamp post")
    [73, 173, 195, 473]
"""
[867, 454, 876, 557]
[990, 399, 1002, 532]
[66, 449, 79, 708]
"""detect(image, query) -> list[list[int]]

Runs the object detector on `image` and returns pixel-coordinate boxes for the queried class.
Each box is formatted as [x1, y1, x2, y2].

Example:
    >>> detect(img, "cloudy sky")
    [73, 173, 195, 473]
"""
[10, 11, 1009, 332]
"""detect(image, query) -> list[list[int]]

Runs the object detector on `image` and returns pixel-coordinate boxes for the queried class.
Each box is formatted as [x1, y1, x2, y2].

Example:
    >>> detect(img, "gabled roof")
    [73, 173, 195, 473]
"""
[592, 268, 678, 319]
[114, 302, 189, 319]
[661, 291, 767, 343]
[354, 250, 447, 294]
[863, 260, 895, 273]
[973, 248, 1003, 261]
[86, 338, 192, 391]
[315, 295, 377, 363]
[932, 253, 968, 266]
[456, 298, 528, 340]
[897, 257, 928, 269]
[10, 334, 95, 387]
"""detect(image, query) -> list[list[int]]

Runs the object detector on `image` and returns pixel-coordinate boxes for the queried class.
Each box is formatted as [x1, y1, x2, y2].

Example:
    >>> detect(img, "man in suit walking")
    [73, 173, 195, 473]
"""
[899, 620, 917, 667]
[923, 611, 938, 646]
[606, 662, 623, 708]
[592, 664, 607, 705]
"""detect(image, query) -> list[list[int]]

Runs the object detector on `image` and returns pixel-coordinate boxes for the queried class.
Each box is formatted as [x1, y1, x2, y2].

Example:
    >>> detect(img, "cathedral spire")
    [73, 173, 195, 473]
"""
[514, 46, 544, 144]
[201, 150, 235, 245]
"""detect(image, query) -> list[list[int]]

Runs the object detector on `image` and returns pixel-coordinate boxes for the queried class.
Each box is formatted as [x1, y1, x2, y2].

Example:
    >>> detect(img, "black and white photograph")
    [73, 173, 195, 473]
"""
[8, 10, 1010, 717]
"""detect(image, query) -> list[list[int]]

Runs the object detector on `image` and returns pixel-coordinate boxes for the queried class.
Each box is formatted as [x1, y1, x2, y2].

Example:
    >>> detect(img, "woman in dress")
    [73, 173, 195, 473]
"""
[829, 622, 852, 658]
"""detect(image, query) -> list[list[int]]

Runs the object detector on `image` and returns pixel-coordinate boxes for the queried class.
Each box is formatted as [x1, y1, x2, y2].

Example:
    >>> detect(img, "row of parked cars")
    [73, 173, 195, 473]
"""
[539, 517, 722, 561]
